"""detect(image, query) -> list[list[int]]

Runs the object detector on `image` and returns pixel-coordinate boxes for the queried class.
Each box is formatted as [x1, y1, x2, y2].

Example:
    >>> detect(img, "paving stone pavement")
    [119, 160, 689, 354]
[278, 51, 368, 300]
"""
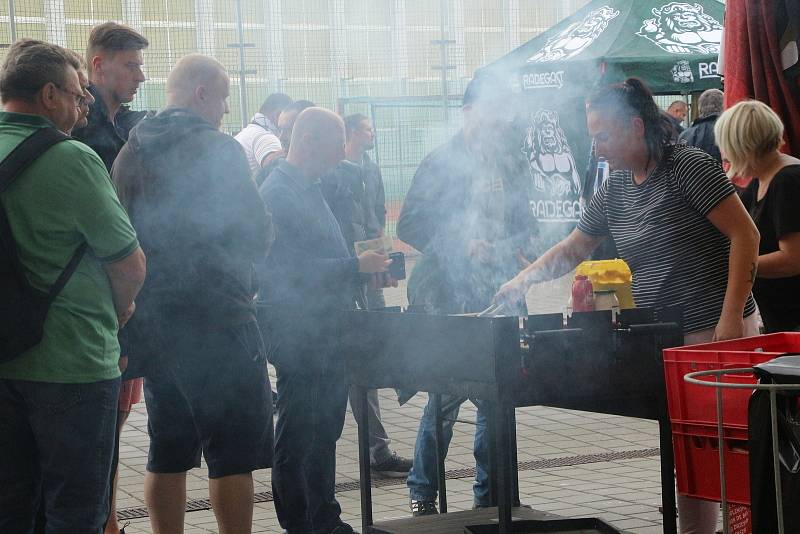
[116, 273, 683, 534]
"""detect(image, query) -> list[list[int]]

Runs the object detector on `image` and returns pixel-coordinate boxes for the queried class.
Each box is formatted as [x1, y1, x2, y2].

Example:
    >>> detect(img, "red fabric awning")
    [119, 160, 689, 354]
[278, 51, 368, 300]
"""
[723, 0, 800, 156]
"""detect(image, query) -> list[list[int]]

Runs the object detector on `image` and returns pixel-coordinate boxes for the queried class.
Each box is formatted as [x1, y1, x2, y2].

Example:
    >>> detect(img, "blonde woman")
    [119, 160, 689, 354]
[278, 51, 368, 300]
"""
[716, 100, 800, 332]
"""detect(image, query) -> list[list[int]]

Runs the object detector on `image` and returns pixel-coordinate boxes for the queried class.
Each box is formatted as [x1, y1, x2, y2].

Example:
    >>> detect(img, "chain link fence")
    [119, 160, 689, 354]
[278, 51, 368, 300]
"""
[0, 0, 590, 129]
[338, 95, 463, 243]
[0, 0, 596, 243]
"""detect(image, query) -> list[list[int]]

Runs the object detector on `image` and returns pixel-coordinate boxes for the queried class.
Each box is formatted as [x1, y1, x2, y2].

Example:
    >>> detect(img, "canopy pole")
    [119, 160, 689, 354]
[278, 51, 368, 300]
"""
[7, 0, 16, 42]
[439, 0, 449, 125]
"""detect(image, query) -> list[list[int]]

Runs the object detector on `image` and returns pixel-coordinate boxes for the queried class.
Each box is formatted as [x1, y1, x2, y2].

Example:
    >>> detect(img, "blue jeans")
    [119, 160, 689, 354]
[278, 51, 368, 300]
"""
[407, 395, 490, 507]
[0, 377, 120, 534]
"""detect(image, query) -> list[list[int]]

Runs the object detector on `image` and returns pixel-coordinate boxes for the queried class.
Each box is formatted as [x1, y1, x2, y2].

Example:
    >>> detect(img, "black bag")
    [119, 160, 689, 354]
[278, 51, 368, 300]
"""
[0, 127, 87, 362]
[749, 356, 800, 534]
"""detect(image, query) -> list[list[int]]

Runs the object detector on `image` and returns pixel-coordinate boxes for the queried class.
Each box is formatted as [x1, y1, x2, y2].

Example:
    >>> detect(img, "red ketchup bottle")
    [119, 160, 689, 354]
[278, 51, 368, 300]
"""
[571, 275, 595, 312]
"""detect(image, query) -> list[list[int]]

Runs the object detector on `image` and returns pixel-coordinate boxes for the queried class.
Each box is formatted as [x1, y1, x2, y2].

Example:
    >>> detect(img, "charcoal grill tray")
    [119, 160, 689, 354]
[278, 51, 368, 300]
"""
[464, 517, 622, 533]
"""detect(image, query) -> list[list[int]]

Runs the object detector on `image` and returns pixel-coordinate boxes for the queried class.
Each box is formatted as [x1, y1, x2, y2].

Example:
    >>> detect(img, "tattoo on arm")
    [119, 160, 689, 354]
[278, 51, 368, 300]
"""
[748, 262, 757, 284]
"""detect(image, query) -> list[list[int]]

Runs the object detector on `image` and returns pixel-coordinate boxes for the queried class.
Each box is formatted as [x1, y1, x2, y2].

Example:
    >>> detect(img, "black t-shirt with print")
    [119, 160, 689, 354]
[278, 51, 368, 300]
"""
[741, 165, 800, 332]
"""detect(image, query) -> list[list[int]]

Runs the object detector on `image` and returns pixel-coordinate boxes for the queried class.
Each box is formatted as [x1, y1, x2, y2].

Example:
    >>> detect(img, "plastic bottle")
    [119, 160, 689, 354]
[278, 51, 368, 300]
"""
[594, 157, 610, 194]
[571, 275, 594, 312]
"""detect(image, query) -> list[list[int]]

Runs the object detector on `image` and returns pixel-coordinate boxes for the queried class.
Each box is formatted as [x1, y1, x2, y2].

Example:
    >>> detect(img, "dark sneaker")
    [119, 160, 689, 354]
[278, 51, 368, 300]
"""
[318, 521, 358, 534]
[410, 499, 439, 517]
[329, 524, 358, 534]
[372, 452, 412, 478]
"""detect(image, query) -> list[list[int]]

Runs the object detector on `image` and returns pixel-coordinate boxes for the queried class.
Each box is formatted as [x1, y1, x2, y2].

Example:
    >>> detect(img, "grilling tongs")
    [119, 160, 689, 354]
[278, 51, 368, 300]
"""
[477, 300, 525, 317]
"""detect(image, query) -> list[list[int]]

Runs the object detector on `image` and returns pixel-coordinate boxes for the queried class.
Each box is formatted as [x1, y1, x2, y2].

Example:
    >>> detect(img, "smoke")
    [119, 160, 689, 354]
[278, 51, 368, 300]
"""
[113, 105, 272, 380]
[395, 69, 589, 316]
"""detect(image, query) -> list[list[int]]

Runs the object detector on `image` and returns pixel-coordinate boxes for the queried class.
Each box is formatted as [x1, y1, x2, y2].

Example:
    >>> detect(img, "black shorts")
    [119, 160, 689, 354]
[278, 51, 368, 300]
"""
[144, 320, 273, 478]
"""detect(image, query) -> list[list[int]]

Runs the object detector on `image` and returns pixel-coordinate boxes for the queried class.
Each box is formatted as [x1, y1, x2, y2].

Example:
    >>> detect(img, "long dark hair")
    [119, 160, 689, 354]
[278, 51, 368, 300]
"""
[586, 77, 672, 166]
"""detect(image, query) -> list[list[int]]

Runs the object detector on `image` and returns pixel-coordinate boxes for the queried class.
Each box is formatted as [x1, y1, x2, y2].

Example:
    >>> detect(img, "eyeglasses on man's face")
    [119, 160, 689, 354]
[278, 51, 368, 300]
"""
[53, 83, 88, 108]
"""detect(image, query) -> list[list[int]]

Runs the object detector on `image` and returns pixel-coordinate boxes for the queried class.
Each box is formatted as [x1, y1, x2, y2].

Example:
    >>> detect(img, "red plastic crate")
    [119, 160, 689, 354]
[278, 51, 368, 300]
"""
[672, 422, 750, 505]
[663, 333, 800, 429]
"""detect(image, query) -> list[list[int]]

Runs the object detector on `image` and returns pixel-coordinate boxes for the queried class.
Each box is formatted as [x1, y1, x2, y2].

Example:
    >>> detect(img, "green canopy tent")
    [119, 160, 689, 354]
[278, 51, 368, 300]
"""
[480, 0, 725, 241]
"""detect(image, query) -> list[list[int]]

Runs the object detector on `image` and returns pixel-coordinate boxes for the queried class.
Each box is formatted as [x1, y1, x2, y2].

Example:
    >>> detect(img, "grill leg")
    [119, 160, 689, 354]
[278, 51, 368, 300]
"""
[433, 393, 447, 513]
[659, 416, 677, 534]
[355, 385, 373, 530]
[495, 402, 513, 533]
[509, 408, 520, 507]
[488, 405, 498, 506]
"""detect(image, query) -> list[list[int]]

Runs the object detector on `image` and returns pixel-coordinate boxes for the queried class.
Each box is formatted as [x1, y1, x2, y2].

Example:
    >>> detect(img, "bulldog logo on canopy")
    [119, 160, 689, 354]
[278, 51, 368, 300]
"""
[671, 60, 694, 83]
[524, 110, 582, 223]
[528, 6, 620, 63]
[638, 2, 722, 55]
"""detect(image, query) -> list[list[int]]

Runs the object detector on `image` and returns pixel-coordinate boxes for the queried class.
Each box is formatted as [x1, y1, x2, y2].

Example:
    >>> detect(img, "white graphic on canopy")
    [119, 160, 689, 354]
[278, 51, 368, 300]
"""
[528, 6, 620, 63]
[672, 60, 694, 83]
[638, 2, 722, 55]
[523, 110, 582, 223]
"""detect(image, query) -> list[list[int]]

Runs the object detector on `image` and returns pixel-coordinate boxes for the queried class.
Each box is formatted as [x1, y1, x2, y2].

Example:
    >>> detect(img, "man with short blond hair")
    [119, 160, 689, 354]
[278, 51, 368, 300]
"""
[113, 54, 274, 534]
[0, 38, 146, 533]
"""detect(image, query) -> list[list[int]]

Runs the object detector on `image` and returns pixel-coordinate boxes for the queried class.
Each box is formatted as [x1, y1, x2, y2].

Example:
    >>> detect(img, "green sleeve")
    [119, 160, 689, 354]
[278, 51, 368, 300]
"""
[61, 142, 139, 262]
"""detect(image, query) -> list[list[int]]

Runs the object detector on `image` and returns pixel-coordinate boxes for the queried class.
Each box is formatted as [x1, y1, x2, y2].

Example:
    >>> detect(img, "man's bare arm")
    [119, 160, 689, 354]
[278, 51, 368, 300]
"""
[103, 246, 146, 327]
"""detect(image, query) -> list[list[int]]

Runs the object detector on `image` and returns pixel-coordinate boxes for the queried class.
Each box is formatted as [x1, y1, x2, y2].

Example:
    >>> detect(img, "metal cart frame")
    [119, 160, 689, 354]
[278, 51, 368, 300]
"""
[684, 368, 800, 534]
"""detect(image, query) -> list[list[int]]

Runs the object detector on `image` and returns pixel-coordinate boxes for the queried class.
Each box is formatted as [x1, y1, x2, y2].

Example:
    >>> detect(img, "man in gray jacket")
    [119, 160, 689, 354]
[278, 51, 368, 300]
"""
[113, 54, 274, 534]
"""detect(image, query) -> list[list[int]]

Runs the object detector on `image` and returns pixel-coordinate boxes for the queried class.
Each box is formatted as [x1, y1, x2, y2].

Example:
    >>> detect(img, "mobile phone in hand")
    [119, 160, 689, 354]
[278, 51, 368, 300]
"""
[388, 251, 406, 280]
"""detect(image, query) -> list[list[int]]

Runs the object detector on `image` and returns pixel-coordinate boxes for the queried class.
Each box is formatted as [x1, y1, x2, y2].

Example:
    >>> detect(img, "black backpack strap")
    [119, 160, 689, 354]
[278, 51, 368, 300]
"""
[0, 127, 85, 301]
[0, 127, 69, 193]
[47, 242, 87, 303]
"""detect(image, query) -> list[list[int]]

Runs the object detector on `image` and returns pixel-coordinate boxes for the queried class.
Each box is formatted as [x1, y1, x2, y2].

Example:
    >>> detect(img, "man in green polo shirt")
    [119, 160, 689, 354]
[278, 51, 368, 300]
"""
[0, 39, 146, 534]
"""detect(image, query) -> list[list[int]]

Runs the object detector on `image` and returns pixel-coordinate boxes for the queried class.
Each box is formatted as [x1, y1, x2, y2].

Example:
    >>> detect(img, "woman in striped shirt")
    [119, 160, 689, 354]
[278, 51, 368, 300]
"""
[495, 78, 760, 534]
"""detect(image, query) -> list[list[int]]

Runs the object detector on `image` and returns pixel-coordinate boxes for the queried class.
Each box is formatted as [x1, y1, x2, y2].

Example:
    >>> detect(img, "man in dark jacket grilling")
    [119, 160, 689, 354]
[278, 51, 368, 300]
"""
[259, 107, 390, 534]
[113, 54, 274, 534]
[397, 75, 539, 516]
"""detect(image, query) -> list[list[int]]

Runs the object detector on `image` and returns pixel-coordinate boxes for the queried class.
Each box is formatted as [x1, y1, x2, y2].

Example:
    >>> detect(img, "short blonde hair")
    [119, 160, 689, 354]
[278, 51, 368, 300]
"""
[715, 100, 784, 178]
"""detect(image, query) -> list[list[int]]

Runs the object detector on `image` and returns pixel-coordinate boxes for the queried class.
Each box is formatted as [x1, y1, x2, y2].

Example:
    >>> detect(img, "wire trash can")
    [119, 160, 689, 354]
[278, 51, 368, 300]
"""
[684, 355, 800, 534]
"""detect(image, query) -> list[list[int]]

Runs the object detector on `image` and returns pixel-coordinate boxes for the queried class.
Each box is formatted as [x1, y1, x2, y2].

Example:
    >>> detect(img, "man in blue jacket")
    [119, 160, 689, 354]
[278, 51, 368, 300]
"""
[259, 107, 389, 534]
